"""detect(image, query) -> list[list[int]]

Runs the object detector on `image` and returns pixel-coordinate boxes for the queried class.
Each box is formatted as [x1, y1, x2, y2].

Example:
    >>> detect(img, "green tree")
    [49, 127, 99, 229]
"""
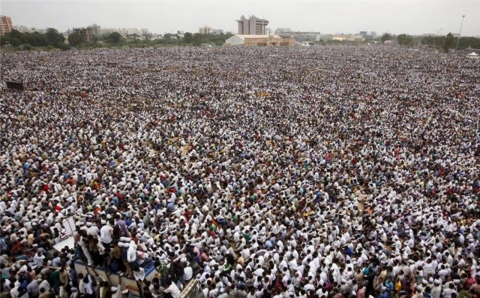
[127, 33, 140, 40]
[422, 36, 445, 48]
[8, 29, 24, 40]
[23, 31, 49, 47]
[183, 32, 193, 44]
[45, 28, 65, 47]
[159, 33, 178, 45]
[443, 33, 456, 53]
[22, 43, 33, 50]
[90, 35, 100, 43]
[105, 32, 124, 44]
[68, 32, 83, 46]
[1, 30, 22, 46]
[192, 33, 203, 46]
[381, 33, 392, 44]
[1, 36, 22, 47]
[142, 32, 152, 40]
[58, 43, 71, 51]
[397, 34, 414, 46]
[457, 37, 480, 50]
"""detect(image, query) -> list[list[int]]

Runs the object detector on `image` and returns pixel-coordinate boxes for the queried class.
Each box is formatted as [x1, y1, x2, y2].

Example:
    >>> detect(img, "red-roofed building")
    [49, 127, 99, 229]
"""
[0, 15, 13, 36]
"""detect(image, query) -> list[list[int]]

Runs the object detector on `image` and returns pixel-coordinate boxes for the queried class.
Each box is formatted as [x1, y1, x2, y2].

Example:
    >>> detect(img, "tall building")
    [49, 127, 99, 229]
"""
[73, 28, 91, 43]
[87, 24, 101, 37]
[199, 26, 213, 34]
[275, 28, 292, 35]
[0, 15, 13, 36]
[211, 29, 224, 35]
[237, 15, 269, 35]
[199, 26, 224, 35]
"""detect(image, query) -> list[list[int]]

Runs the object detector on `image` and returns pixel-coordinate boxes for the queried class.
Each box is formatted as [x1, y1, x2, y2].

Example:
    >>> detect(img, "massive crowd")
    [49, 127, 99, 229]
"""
[0, 45, 479, 298]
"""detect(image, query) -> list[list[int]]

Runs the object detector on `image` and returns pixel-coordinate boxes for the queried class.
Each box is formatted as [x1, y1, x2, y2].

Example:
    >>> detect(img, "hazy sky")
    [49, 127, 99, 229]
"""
[1, 0, 479, 36]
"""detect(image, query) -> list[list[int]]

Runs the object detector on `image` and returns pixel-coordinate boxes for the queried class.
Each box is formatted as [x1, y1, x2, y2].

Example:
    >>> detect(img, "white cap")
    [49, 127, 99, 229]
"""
[184, 267, 193, 280]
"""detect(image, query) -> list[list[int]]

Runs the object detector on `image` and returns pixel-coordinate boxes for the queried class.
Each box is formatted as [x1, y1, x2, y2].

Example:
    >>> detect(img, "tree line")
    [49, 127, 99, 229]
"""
[2, 27, 479, 52]
[380, 33, 480, 52]
[1, 28, 68, 50]
[1, 28, 234, 50]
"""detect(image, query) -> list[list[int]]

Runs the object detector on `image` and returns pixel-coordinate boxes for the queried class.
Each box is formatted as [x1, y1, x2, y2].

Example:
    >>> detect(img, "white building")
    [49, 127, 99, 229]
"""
[199, 26, 212, 34]
[225, 34, 295, 46]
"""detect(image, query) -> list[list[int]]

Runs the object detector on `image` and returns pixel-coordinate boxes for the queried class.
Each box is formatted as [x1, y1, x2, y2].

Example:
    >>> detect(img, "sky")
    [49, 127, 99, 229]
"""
[1, 0, 479, 36]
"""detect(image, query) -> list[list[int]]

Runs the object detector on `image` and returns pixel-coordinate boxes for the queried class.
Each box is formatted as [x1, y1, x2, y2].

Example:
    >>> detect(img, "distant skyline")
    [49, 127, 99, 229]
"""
[1, 0, 479, 37]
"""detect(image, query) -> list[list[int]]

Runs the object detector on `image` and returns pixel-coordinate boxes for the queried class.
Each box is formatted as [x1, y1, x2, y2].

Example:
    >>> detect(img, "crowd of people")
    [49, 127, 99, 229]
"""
[0, 45, 479, 298]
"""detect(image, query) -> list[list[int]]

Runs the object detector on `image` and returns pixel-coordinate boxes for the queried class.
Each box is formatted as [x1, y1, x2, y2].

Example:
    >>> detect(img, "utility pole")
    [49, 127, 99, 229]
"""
[455, 15, 465, 50]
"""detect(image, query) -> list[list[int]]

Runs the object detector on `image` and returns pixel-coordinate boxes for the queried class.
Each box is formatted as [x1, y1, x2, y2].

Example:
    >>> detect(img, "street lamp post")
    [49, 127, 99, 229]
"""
[455, 15, 465, 50]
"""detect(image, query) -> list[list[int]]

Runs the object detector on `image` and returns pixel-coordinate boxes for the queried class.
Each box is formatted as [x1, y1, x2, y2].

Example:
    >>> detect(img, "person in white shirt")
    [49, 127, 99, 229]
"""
[39, 279, 51, 292]
[431, 280, 442, 298]
[164, 280, 182, 298]
[83, 274, 95, 298]
[100, 220, 114, 251]
[10, 285, 20, 298]
[77, 274, 86, 297]
[87, 222, 99, 236]
[32, 250, 45, 268]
